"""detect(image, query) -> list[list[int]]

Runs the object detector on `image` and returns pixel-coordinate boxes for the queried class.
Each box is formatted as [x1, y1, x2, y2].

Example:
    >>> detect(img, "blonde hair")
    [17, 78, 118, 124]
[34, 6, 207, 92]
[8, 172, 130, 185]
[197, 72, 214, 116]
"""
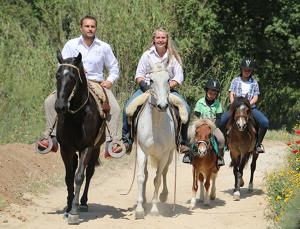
[149, 27, 182, 66]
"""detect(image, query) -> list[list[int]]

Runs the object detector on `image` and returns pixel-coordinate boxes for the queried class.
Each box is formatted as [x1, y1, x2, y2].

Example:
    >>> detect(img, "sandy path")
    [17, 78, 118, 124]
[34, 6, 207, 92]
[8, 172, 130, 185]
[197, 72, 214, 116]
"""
[0, 140, 287, 229]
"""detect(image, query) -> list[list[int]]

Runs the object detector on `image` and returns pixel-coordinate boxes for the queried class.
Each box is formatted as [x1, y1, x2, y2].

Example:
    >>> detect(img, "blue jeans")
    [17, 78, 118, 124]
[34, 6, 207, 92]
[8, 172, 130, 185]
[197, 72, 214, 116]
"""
[219, 107, 269, 131]
[121, 89, 190, 143]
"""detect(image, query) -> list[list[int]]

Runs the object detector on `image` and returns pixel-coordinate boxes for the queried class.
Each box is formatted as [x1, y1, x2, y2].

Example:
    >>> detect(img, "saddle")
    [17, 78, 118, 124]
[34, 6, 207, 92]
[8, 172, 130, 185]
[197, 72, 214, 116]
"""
[125, 92, 188, 148]
[88, 80, 110, 119]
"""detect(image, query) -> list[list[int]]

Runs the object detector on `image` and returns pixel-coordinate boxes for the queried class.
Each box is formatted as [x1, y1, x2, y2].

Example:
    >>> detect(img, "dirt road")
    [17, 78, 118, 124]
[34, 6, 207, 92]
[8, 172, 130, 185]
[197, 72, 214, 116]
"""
[0, 140, 287, 229]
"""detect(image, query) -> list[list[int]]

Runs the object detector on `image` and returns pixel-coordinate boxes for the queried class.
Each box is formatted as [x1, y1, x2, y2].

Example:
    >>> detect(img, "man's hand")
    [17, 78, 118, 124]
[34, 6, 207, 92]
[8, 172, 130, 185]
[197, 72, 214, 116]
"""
[101, 80, 113, 89]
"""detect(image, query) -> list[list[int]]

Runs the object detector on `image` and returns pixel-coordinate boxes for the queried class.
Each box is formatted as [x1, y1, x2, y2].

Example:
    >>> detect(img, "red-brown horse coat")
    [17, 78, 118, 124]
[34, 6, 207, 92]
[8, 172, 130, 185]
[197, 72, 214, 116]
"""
[189, 118, 219, 208]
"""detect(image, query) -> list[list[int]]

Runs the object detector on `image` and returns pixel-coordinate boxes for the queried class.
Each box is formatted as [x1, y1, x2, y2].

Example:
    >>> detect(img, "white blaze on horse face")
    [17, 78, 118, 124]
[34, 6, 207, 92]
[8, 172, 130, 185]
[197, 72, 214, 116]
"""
[198, 143, 207, 157]
[150, 67, 170, 111]
[236, 104, 247, 131]
[63, 69, 70, 76]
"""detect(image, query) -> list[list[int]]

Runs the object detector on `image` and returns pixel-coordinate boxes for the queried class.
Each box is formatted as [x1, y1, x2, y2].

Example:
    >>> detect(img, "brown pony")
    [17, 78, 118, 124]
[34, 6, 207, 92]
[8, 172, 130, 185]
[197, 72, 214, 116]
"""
[188, 118, 219, 209]
[226, 97, 257, 200]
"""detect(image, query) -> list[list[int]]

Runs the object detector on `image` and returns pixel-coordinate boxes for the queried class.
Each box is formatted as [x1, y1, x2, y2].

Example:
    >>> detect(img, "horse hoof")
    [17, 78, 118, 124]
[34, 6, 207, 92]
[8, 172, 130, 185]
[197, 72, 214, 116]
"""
[159, 192, 168, 203]
[210, 195, 216, 200]
[233, 191, 240, 201]
[79, 204, 88, 212]
[63, 212, 69, 220]
[248, 183, 253, 192]
[135, 211, 145, 220]
[67, 213, 80, 225]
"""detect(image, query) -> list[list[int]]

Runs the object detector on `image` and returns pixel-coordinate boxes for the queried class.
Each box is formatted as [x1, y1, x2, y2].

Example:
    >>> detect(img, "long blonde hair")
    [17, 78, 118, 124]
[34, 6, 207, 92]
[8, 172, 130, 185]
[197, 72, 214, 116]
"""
[149, 27, 182, 66]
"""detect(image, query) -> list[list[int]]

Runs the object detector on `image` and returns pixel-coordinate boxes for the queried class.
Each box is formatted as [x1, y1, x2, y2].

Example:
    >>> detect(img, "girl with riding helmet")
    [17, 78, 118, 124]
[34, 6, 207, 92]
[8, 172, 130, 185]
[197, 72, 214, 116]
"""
[182, 79, 225, 167]
[219, 58, 269, 153]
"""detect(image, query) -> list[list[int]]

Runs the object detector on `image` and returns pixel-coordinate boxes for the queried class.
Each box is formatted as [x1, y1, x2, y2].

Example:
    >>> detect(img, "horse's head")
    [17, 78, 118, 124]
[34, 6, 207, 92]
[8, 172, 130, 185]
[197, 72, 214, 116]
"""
[230, 97, 252, 131]
[148, 62, 170, 111]
[55, 51, 86, 114]
[189, 119, 215, 158]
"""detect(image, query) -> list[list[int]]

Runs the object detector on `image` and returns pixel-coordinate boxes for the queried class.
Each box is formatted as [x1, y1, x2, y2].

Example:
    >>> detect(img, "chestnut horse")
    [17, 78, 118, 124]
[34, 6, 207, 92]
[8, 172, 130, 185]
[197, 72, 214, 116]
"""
[226, 97, 258, 200]
[188, 118, 219, 209]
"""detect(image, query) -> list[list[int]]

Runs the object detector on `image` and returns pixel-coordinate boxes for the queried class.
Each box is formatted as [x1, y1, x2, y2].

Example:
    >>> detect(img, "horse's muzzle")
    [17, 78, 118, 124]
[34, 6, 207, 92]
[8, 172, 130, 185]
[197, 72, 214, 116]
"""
[157, 103, 168, 111]
[55, 99, 68, 113]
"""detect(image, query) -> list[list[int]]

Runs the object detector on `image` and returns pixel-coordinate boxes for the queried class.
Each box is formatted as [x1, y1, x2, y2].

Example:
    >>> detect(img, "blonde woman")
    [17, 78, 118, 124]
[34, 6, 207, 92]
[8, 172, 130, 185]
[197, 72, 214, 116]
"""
[116, 28, 190, 154]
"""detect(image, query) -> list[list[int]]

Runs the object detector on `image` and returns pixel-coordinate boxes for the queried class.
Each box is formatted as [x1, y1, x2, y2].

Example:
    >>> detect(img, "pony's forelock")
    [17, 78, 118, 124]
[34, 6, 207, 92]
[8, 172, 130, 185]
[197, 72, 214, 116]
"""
[188, 118, 216, 142]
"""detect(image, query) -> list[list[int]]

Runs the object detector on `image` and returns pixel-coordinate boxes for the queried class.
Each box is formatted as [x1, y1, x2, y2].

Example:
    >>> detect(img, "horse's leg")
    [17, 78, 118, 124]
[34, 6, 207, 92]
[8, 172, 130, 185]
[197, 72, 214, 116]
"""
[136, 145, 147, 220]
[60, 150, 75, 216]
[198, 173, 204, 202]
[159, 151, 173, 203]
[239, 154, 249, 188]
[68, 148, 91, 224]
[203, 174, 211, 206]
[249, 152, 259, 192]
[150, 156, 168, 216]
[232, 155, 242, 201]
[142, 158, 148, 204]
[190, 166, 198, 209]
[80, 147, 100, 212]
[210, 173, 217, 200]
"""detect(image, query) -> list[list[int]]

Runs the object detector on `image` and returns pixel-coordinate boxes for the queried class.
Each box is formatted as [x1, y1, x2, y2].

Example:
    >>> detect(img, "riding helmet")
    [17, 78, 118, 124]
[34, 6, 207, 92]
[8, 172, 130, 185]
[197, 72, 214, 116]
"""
[205, 79, 220, 92]
[240, 58, 255, 70]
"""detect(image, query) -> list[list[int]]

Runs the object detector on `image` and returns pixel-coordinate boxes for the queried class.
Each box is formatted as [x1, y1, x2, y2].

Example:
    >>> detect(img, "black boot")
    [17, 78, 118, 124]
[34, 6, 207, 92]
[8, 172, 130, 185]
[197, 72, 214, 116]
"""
[217, 148, 225, 166]
[256, 128, 267, 153]
[180, 119, 190, 153]
[182, 152, 192, 164]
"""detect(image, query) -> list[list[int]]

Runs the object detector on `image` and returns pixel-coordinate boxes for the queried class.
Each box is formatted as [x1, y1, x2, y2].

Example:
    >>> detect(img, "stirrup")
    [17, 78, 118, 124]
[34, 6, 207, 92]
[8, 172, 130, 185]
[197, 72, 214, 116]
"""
[35, 136, 57, 154]
[106, 140, 127, 158]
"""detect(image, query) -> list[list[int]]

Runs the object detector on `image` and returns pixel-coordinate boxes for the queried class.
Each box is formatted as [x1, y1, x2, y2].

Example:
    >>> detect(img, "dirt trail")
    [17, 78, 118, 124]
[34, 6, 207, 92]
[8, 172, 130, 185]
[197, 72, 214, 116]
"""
[0, 140, 287, 229]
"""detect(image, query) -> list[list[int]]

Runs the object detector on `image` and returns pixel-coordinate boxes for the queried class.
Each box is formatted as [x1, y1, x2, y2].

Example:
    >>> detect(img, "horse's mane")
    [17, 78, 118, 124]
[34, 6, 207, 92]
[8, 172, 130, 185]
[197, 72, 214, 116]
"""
[188, 118, 216, 142]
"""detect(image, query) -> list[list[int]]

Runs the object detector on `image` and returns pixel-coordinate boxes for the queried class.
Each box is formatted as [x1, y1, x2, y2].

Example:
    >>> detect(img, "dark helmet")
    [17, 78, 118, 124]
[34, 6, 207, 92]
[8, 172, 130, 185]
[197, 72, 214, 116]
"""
[205, 79, 220, 92]
[240, 58, 255, 70]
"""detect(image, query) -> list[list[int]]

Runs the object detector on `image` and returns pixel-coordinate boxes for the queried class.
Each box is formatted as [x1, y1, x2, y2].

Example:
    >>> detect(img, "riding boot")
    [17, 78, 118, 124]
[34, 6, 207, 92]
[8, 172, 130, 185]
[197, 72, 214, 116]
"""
[179, 120, 190, 154]
[217, 148, 225, 166]
[121, 110, 133, 154]
[256, 128, 267, 153]
[182, 152, 192, 164]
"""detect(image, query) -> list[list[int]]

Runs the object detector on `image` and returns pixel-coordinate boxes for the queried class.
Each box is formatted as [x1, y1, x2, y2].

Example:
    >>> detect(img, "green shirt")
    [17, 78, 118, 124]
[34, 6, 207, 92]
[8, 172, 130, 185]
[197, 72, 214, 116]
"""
[194, 97, 223, 122]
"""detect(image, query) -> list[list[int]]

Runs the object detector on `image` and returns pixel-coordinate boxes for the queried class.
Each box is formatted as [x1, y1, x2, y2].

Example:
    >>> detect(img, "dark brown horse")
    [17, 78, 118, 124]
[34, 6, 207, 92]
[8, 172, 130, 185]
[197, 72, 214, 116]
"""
[188, 118, 219, 209]
[55, 52, 105, 224]
[226, 97, 257, 200]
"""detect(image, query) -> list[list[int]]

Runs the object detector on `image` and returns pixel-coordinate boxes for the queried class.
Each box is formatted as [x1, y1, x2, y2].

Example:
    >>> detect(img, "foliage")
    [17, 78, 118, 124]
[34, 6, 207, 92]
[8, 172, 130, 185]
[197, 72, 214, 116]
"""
[266, 129, 300, 226]
[0, 0, 299, 143]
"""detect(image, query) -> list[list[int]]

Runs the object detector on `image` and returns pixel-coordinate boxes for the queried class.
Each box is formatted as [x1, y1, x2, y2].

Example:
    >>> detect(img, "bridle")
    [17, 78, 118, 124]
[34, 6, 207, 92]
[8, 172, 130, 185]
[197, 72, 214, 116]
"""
[58, 63, 89, 114]
[234, 104, 250, 130]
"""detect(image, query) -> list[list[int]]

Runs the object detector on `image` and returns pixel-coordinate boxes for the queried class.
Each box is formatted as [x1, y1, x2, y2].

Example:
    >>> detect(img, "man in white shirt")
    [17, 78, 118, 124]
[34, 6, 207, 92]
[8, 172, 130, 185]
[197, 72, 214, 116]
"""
[37, 15, 121, 156]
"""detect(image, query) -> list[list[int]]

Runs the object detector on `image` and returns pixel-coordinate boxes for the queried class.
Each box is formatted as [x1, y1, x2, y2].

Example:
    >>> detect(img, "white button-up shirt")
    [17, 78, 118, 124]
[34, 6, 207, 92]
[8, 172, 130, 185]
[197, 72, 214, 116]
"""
[61, 35, 119, 83]
[135, 46, 184, 85]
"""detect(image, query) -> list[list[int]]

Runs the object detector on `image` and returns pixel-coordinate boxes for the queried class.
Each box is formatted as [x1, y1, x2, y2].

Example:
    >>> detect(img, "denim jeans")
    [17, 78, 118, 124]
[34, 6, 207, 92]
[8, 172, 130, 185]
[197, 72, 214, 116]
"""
[121, 89, 190, 141]
[219, 107, 269, 131]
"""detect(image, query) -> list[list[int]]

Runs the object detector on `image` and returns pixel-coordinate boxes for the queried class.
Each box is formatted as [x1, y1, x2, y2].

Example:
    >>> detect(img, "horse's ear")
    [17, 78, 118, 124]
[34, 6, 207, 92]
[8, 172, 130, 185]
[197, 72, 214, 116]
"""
[75, 52, 82, 65]
[57, 50, 63, 64]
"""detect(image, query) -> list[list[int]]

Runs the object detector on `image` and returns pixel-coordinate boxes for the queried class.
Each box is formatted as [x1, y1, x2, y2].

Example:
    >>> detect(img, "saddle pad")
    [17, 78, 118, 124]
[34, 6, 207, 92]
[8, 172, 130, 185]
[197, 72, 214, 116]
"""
[88, 80, 109, 119]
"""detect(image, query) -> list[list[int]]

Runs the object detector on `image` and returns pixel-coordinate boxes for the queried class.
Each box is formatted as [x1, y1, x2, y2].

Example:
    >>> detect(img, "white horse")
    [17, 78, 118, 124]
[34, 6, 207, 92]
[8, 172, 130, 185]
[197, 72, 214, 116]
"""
[126, 62, 186, 219]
